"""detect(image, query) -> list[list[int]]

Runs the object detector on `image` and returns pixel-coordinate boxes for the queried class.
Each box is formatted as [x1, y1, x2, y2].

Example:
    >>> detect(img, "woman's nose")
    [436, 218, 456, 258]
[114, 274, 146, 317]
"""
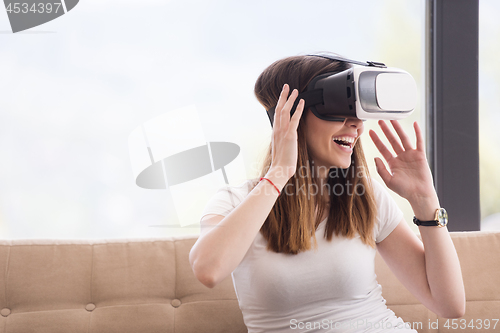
[345, 117, 364, 129]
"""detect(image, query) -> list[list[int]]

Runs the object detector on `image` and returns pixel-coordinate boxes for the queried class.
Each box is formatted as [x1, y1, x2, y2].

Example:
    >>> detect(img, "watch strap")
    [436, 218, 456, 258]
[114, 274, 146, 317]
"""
[412, 216, 439, 226]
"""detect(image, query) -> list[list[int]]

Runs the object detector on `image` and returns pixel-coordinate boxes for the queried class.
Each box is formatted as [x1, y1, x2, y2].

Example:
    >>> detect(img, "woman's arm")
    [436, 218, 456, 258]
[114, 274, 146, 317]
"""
[189, 168, 288, 288]
[412, 194, 465, 317]
[376, 214, 466, 318]
[370, 120, 466, 318]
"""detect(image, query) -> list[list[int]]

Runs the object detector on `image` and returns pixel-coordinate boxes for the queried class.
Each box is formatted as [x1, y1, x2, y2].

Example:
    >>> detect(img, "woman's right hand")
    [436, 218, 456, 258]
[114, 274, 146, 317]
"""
[269, 84, 305, 181]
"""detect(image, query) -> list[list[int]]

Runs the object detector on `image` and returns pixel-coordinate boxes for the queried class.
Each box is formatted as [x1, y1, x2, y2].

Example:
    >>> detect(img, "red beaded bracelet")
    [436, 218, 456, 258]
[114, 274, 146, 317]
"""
[260, 177, 281, 195]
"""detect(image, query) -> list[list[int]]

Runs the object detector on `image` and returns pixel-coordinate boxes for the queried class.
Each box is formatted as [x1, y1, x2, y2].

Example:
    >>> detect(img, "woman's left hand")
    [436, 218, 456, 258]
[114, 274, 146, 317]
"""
[368, 120, 437, 202]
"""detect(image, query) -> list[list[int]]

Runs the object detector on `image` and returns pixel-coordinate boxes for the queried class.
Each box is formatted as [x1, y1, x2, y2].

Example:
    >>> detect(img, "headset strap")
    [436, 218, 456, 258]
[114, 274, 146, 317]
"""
[307, 54, 386, 68]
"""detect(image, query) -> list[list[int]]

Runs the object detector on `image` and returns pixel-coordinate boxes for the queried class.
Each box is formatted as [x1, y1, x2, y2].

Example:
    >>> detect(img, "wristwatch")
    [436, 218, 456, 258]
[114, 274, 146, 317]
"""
[413, 208, 448, 227]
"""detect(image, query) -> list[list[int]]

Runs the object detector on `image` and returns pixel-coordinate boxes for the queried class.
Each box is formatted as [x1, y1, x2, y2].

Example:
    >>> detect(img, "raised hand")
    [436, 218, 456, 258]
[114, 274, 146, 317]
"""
[368, 120, 437, 202]
[269, 84, 305, 181]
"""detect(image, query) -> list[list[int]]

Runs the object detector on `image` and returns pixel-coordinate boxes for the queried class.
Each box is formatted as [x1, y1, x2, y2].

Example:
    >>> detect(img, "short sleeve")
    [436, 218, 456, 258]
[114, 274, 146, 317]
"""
[199, 179, 256, 221]
[371, 178, 404, 243]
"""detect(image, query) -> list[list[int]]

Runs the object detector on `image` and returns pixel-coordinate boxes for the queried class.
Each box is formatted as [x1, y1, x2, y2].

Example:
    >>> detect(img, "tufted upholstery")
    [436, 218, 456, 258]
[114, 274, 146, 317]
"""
[0, 231, 498, 332]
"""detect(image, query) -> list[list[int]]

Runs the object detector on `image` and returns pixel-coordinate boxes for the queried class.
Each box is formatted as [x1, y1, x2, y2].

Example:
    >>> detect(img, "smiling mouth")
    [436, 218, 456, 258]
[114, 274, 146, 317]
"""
[333, 138, 353, 148]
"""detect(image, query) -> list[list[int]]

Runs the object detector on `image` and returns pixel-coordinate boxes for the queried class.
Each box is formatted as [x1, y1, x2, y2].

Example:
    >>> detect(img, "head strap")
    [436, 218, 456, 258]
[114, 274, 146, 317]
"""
[306, 54, 386, 68]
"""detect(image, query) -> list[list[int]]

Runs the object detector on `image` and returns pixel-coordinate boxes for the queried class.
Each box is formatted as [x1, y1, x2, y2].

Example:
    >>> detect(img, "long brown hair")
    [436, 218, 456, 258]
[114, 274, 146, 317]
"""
[253, 54, 378, 254]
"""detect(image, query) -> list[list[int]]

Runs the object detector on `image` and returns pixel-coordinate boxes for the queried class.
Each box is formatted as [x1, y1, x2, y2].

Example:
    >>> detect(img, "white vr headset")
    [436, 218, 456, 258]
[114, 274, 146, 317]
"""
[266, 54, 418, 126]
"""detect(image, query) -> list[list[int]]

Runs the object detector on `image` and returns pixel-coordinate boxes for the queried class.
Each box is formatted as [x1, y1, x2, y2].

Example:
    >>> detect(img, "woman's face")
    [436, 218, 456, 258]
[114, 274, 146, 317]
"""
[304, 109, 364, 171]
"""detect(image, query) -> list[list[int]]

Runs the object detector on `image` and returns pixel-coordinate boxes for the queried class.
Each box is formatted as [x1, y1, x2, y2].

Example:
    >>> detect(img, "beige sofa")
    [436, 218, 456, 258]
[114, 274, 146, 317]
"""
[0, 231, 498, 333]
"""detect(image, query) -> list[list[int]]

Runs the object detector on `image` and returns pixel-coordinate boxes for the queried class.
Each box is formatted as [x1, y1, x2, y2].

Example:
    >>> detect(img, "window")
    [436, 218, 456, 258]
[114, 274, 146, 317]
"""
[479, 0, 500, 230]
[0, 0, 425, 238]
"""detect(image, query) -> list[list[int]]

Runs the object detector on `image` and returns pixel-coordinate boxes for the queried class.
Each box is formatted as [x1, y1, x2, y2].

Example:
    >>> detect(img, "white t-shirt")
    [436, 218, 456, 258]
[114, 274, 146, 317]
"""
[200, 178, 417, 333]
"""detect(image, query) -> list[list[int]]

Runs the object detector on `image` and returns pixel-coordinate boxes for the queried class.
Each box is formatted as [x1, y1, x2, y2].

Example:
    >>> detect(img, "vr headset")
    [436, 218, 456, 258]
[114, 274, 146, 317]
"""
[266, 54, 418, 126]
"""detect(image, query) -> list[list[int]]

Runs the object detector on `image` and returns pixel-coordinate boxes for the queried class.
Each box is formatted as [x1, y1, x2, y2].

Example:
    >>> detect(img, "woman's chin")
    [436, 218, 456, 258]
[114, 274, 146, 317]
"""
[328, 159, 351, 169]
[338, 163, 351, 169]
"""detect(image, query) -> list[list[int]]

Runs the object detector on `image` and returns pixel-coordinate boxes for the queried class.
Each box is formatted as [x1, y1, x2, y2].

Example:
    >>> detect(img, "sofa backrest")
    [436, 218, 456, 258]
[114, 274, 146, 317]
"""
[0, 231, 498, 333]
[0, 236, 246, 333]
[375, 231, 500, 332]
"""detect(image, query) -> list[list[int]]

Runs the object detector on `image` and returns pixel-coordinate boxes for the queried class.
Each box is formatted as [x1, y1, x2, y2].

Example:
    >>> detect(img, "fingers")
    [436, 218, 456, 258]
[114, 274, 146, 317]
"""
[274, 84, 289, 129]
[277, 86, 299, 131]
[274, 84, 304, 134]
[389, 120, 414, 150]
[369, 129, 395, 162]
[288, 99, 304, 132]
[374, 157, 392, 185]
[378, 120, 404, 154]
[414, 121, 425, 152]
[281, 89, 299, 129]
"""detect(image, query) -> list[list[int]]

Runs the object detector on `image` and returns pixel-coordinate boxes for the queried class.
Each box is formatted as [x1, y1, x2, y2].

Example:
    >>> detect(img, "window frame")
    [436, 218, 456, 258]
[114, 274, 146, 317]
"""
[425, 0, 480, 231]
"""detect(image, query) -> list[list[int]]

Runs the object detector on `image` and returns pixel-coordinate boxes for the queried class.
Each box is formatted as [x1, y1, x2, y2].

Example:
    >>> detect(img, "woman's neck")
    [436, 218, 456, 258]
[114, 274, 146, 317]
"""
[314, 175, 330, 204]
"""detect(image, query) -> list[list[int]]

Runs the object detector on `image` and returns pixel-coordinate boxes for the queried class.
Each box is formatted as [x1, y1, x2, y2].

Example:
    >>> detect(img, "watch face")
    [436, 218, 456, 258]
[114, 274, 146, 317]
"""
[438, 208, 448, 227]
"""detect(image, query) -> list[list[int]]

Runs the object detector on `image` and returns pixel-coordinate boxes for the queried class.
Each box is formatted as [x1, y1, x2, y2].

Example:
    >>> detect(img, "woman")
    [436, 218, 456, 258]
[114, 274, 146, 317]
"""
[189, 54, 465, 332]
